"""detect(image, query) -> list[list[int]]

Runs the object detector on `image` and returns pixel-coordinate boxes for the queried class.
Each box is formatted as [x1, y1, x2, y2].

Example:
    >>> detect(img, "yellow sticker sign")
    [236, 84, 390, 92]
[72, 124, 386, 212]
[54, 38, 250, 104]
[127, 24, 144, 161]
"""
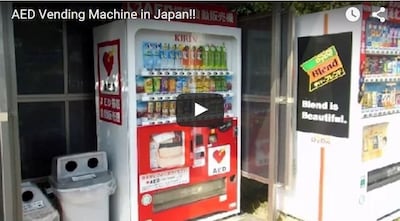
[300, 46, 346, 92]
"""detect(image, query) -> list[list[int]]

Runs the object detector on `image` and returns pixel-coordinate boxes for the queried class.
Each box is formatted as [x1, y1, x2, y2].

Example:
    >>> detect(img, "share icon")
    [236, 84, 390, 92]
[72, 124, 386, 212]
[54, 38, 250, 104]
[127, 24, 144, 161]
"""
[372, 7, 386, 23]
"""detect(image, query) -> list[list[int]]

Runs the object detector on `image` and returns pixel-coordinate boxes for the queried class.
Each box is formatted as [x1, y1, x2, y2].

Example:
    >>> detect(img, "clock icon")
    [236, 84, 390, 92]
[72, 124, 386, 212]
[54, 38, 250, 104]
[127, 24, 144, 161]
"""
[346, 7, 361, 22]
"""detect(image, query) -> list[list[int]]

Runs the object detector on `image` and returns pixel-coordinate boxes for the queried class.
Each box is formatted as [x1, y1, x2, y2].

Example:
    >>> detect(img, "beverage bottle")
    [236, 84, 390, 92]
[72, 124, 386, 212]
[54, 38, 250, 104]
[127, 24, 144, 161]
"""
[202, 45, 209, 70]
[161, 43, 169, 69]
[174, 44, 182, 69]
[167, 43, 174, 69]
[372, 24, 378, 48]
[143, 42, 153, 70]
[397, 26, 400, 48]
[220, 43, 227, 70]
[195, 46, 203, 69]
[378, 25, 383, 48]
[214, 45, 221, 70]
[188, 46, 196, 69]
[182, 45, 190, 69]
[367, 23, 373, 47]
[209, 44, 215, 70]
[153, 43, 161, 69]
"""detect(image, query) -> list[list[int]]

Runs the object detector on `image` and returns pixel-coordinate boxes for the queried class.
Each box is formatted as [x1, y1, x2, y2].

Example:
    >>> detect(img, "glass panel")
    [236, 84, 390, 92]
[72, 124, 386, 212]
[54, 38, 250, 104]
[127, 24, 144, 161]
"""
[241, 101, 270, 178]
[18, 102, 66, 179]
[69, 100, 97, 153]
[67, 22, 95, 93]
[239, 15, 272, 180]
[14, 20, 64, 94]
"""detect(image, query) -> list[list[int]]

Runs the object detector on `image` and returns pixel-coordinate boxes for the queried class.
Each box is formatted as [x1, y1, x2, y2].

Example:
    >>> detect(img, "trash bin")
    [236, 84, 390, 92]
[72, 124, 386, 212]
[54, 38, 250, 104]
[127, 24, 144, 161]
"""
[49, 151, 116, 221]
[22, 182, 60, 221]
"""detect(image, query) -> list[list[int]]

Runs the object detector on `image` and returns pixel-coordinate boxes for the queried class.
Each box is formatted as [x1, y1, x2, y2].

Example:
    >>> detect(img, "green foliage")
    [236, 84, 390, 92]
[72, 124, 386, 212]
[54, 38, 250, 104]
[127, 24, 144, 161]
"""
[232, 2, 389, 16]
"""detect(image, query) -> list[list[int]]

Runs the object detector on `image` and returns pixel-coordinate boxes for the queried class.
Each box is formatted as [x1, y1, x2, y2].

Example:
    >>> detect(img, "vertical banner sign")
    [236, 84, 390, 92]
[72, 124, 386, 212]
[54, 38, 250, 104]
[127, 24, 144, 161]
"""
[297, 32, 352, 138]
[97, 39, 122, 125]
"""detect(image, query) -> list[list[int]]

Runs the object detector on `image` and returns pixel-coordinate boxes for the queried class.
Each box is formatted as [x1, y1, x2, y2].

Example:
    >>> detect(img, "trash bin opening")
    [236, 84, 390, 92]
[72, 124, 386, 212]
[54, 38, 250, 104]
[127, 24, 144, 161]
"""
[71, 173, 97, 182]
[88, 157, 99, 169]
[22, 190, 34, 202]
[65, 161, 78, 172]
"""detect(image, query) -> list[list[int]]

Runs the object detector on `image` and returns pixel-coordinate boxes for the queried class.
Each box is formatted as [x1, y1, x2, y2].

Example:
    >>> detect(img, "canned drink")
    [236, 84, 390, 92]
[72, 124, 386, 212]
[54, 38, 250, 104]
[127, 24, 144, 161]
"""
[153, 77, 161, 93]
[144, 78, 153, 94]
[220, 77, 227, 91]
[169, 101, 176, 117]
[214, 77, 221, 91]
[195, 76, 202, 93]
[362, 92, 370, 108]
[209, 77, 216, 92]
[226, 76, 232, 91]
[154, 101, 162, 119]
[162, 101, 169, 118]
[161, 77, 168, 93]
[176, 77, 184, 93]
[188, 76, 200, 93]
[147, 102, 154, 119]
[183, 77, 190, 93]
[168, 77, 176, 93]
[203, 77, 210, 92]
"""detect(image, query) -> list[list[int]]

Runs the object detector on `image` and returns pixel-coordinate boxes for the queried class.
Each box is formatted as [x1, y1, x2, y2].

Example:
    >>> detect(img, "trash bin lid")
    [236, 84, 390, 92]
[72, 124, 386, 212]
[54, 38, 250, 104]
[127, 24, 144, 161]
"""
[50, 171, 114, 190]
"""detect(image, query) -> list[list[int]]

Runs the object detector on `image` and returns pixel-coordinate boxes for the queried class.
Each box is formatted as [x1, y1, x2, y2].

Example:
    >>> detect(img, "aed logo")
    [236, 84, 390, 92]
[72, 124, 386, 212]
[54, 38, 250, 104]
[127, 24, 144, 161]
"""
[11, 9, 36, 19]
[208, 145, 231, 176]
[212, 166, 227, 174]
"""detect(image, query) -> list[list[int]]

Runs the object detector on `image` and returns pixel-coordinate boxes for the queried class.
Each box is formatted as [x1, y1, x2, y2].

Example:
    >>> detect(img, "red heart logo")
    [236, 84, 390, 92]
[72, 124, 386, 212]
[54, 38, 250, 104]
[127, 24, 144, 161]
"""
[213, 149, 225, 163]
[103, 50, 114, 76]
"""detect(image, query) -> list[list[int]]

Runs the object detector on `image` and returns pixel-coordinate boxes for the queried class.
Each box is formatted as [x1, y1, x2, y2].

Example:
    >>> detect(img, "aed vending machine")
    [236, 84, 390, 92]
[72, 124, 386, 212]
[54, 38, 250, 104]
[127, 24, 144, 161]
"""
[278, 4, 400, 221]
[93, 18, 241, 221]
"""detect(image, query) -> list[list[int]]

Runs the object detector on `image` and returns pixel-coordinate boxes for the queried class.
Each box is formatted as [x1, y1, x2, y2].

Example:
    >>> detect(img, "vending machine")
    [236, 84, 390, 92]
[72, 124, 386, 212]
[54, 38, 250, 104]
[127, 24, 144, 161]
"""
[277, 4, 400, 221]
[93, 17, 241, 221]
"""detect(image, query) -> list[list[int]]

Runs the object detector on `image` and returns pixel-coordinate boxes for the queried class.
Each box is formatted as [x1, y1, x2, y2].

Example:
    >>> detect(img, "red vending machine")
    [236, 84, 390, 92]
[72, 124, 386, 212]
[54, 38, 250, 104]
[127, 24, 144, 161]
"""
[93, 5, 241, 221]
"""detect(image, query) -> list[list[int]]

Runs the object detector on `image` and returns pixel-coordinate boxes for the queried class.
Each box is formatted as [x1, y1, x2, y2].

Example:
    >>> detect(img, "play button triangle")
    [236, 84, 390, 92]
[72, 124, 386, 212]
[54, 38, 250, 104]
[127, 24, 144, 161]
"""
[194, 103, 208, 117]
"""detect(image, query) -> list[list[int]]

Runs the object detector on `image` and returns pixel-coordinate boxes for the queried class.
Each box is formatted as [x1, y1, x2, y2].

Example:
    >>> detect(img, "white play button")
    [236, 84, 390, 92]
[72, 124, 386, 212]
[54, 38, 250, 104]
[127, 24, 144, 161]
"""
[194, 103, 208, 117]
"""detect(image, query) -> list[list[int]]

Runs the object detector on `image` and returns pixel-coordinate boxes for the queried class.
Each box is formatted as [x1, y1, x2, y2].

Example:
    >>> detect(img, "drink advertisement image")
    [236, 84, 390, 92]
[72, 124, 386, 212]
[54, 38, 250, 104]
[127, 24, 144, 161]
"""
[297, 32, 352, 138]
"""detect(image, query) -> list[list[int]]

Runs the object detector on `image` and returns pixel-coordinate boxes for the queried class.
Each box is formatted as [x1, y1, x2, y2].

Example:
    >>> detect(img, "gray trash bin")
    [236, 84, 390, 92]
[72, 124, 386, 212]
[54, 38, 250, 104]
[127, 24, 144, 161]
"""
[22, 182, 60, 221]
[49, 151, 116, 221]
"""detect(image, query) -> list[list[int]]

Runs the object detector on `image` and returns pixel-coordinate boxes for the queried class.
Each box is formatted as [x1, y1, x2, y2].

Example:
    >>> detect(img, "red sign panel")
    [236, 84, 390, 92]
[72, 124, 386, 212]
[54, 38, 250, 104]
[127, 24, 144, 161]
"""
[97, 39, 122, 125]
[123, 2, 237, 27]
